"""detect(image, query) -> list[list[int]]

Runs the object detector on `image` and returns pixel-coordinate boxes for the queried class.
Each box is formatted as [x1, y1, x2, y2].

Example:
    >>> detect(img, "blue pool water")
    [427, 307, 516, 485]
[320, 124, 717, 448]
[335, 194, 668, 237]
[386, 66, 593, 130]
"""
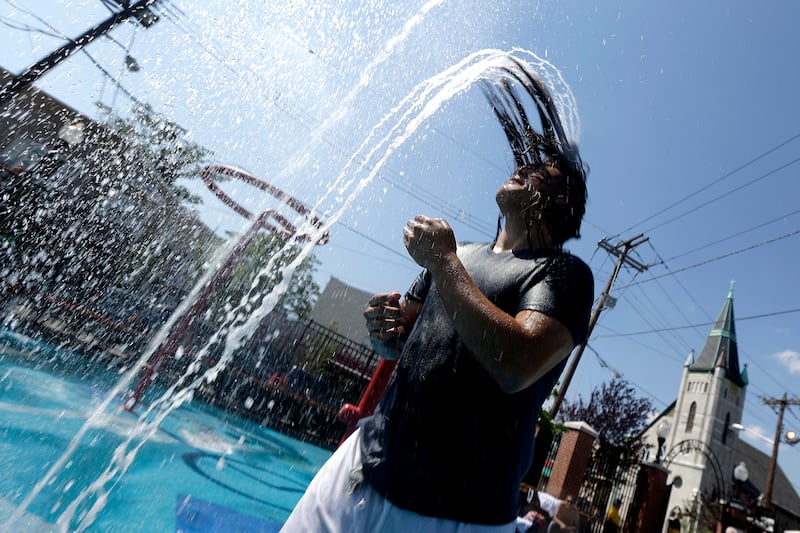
[0, 330, 330, 532]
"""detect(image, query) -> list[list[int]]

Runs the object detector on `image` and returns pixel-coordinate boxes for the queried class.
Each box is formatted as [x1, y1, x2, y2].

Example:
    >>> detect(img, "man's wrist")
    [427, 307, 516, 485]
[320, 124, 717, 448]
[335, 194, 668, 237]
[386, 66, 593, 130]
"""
[371, 336, 404, 360]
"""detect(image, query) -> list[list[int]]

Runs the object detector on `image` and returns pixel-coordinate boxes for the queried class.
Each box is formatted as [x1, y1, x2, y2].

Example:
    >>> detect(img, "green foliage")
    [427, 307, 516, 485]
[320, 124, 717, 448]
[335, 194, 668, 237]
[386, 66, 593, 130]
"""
[213, 231, 321, 320]
[96, 102, 212, 203]
[538, 384, 568, 434]
[560, 378, 654, 468]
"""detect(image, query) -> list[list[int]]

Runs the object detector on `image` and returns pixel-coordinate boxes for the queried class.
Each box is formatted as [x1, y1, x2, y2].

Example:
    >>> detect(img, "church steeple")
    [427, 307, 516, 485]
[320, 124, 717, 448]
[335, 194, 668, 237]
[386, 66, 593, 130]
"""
[663, 281, 748, 519]
[690, 281, 746, 386]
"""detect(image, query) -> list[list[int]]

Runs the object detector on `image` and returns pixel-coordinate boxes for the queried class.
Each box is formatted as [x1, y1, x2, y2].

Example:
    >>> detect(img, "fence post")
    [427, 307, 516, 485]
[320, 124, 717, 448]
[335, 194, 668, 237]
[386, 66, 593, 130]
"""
[546, 421, 598, 500]
[622, 462, 670, 533]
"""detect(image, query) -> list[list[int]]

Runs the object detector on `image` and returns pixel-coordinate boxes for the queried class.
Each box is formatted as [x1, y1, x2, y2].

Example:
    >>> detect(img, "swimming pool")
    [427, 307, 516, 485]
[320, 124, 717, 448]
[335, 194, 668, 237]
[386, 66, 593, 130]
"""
[0, 329, 330, 532]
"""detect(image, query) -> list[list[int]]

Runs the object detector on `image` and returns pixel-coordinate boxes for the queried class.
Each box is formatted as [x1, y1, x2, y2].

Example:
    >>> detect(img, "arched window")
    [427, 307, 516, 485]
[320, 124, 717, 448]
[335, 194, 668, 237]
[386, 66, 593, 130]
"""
[686, 402, 697, 432]
[722, 412, 731, 444]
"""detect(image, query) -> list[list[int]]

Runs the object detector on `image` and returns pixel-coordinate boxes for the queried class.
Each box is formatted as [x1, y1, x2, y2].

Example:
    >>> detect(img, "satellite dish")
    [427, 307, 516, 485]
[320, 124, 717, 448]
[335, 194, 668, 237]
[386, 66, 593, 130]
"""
[671, 475, 683, 489]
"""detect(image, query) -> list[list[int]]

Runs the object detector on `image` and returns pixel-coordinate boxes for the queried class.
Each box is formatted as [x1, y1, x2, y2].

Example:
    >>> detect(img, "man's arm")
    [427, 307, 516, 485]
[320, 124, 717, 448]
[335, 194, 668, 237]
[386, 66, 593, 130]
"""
[403, 215, 574, 394]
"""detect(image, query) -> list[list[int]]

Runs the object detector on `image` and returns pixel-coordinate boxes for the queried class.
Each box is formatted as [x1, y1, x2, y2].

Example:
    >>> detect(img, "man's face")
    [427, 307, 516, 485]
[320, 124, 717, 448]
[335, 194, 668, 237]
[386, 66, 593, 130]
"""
[495, 163, 563, 216]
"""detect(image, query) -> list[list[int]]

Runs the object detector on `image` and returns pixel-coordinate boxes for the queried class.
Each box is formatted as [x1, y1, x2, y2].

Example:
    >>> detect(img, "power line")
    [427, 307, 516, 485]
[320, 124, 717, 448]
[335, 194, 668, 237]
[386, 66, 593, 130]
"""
[593, 322, 687, 365]
[640, 239, 798, 400]
[3, 3, 499, 247]
[550, 233, 650, 416]
[0, 0, 160, 105]
[665, 206, 800, 262]
[623, 285, 693, 355]
[149, 9, 499, 237]
[644, 245, 706, 342]
[619, 131, 800, 235]
[618, 228, 800, 290]
[336, 222, 416, 264]
[584, 343, 671, 409]
[595, 307, 800, 338]
[640, 156, 800, 236]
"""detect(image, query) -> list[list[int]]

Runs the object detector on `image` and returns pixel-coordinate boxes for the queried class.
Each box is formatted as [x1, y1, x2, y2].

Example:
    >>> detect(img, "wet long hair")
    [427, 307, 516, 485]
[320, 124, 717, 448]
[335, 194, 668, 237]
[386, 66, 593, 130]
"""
[481, 57, 588, 248]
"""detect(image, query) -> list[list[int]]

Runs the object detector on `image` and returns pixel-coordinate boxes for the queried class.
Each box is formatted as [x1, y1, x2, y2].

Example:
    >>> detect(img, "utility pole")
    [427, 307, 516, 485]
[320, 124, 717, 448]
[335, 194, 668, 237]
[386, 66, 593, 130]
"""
[763, 392, 800, 507]
[549, 233, 650, 417]
[0, 0, 159, 107]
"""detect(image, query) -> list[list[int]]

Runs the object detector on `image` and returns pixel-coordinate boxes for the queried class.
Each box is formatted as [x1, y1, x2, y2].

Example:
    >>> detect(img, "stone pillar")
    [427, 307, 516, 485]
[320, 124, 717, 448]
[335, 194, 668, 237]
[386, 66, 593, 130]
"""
[623, 462, 670, 533]
[546, 421, 598, 500]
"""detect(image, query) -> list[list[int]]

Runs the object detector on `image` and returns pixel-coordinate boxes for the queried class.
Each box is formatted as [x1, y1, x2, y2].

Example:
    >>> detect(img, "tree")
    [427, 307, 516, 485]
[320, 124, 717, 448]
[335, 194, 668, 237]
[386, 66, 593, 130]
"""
[559, 378, 654, 468]
[211, 231, 321, 321]
[96, 102, 212, 203]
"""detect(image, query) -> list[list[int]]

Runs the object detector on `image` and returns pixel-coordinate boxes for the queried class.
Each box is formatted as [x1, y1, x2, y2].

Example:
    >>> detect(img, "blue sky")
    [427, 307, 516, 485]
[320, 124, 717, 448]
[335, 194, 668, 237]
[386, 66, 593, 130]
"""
[2, 0, 799, 495]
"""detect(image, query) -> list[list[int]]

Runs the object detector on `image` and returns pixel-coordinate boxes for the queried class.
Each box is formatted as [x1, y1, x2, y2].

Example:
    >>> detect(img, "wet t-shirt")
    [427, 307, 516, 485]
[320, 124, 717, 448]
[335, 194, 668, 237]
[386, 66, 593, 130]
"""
[360, 242, 594, 525]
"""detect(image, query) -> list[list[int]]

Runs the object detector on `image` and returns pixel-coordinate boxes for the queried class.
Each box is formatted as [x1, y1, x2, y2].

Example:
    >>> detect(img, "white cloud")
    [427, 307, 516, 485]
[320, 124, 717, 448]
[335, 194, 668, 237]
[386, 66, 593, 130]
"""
[772, 350, 800, 375]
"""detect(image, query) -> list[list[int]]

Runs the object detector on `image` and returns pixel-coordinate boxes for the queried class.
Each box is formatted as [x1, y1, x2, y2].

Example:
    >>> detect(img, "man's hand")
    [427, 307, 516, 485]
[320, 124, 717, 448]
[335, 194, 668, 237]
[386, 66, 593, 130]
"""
[402, 215, 457, 269]
[364, 292, 405, 360]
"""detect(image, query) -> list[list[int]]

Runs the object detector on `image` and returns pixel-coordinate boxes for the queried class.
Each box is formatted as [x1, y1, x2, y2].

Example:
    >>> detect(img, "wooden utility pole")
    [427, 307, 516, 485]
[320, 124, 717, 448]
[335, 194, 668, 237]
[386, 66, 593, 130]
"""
[549, 233, 650, 417]
[763, 393, 800, 506]
[0, 0, 159, 107]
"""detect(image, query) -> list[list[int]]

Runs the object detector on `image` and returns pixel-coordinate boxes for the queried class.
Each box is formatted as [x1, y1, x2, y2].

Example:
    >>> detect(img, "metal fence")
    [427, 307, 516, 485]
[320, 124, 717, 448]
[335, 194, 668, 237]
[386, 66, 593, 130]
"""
[576, 446, 640, 532]
[189, 312, 382, 449]
[533, 433, 640, 533]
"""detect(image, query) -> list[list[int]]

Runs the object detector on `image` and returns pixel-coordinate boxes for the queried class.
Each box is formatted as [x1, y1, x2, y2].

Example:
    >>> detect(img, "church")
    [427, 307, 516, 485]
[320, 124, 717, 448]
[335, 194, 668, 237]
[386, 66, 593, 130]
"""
[639, 283, 800, 531]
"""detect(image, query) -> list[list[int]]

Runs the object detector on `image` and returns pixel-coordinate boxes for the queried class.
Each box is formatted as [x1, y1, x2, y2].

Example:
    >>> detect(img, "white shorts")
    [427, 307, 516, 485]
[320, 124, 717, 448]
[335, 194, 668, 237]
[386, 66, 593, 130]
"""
[281, 429, 516, 533]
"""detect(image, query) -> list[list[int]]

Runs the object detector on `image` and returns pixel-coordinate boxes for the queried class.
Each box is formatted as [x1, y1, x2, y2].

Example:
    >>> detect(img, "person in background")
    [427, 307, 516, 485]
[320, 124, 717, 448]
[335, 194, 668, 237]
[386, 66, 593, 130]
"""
[602, 498, 622, 533]
[517, 489, 548, 533]
[547, 495, 579, 533]
[666, 509, 681, 533]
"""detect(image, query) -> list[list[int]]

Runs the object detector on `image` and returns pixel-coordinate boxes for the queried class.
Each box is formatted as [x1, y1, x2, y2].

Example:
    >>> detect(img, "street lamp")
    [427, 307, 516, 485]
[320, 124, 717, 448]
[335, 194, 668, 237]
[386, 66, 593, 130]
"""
[716, 462, 749, 533]
[733, 462, 748, 483]
[656, 420, 671, 464]
[733, 462, 748, 500]
[786, 430, 800, 445]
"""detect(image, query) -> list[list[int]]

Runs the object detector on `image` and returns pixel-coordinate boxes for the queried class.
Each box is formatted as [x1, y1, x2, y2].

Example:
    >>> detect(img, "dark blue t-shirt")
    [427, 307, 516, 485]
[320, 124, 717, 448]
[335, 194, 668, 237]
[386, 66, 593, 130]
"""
[359, 243, 594, 525]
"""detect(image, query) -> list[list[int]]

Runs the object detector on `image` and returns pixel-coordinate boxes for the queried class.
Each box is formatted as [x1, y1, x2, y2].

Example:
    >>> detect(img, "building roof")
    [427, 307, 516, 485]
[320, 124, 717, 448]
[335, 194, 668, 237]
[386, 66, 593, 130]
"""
[309, 276, 373, 346]
[690, 281, 747, 386]
[734, 439, 800, 516]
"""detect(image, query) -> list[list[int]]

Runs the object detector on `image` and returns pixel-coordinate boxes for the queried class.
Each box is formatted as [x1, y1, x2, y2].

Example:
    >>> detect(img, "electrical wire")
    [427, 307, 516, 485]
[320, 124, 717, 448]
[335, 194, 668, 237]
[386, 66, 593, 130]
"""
[584, 343, 671, 409]
[147, 6, 498, 237]
[618, 131, 800, 236]
[617, 228, 800, 290]
[595, 307, 800, 338]
[642, 156, 800, 236]
[665, 206, 800, 262]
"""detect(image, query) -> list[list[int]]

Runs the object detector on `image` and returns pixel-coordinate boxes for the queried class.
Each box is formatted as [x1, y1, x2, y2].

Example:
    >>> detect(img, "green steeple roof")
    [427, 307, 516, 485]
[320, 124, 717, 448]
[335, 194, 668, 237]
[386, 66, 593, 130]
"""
[690, 281, 746, 387]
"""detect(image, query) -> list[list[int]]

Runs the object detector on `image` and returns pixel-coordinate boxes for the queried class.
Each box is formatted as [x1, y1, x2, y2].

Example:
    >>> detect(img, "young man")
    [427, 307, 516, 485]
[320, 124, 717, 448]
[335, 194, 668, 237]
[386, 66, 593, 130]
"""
[282, 59, 593, 532]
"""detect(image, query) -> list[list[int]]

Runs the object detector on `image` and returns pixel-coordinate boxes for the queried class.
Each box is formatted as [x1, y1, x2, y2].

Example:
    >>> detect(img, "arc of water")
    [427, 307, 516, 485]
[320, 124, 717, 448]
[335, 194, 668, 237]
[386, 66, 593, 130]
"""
[228, 48, 581, 382]
[277, 0, 448, 183]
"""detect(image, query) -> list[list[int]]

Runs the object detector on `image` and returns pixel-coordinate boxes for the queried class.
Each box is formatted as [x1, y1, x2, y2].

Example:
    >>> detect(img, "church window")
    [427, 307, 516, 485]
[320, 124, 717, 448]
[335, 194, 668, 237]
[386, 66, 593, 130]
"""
[722, 412, 731, 445]
[686, 402, 697, 433]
